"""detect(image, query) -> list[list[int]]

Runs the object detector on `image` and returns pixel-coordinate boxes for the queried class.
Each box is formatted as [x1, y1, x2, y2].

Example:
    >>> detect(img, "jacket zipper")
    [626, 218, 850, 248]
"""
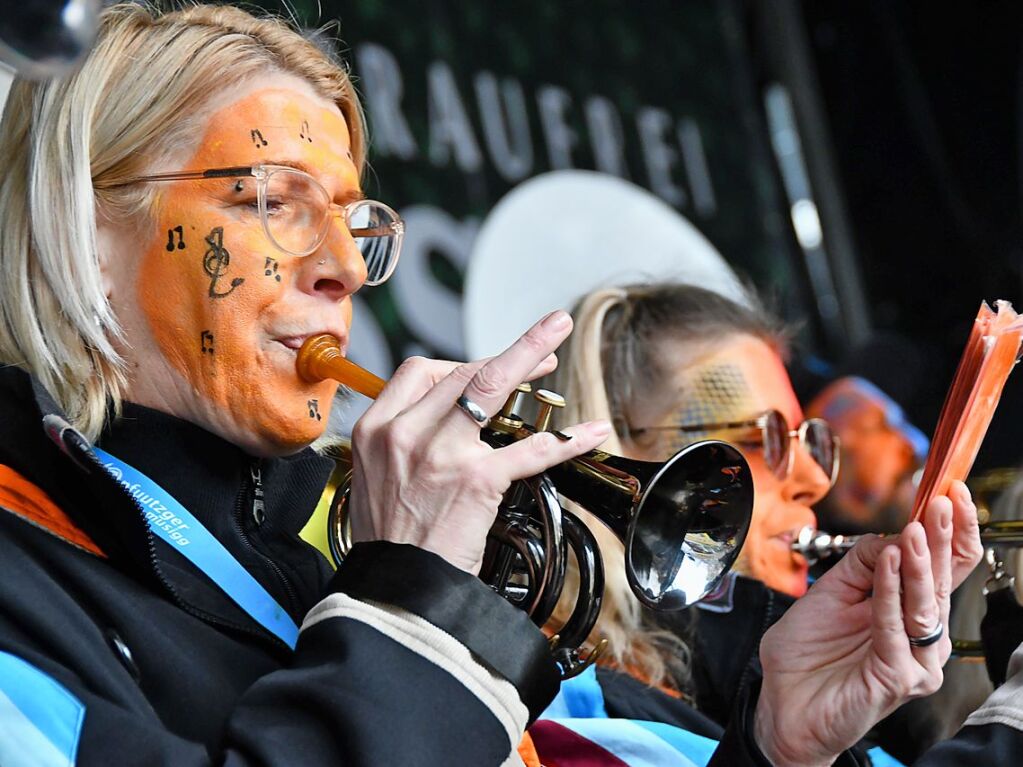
[233, 461, 300, 617]
[251, 465, 266, 526]
[80, 448, 290, 652]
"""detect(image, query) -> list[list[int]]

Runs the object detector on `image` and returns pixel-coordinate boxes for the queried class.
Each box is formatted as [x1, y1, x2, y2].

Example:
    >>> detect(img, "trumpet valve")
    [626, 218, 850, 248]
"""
[534, 389, 566, 432]
[492, 382, 532, 432]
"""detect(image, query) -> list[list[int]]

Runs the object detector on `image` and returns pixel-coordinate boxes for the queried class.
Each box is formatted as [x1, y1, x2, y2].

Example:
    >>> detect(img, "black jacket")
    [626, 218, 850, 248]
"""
[1, 366, 1019, 765]
[0, 367, 558, 765]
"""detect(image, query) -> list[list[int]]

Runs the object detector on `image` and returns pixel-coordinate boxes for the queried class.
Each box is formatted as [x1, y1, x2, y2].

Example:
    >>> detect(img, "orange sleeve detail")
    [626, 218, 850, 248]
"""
[0, 464, 105, 557]
[518, 732, 542, 767]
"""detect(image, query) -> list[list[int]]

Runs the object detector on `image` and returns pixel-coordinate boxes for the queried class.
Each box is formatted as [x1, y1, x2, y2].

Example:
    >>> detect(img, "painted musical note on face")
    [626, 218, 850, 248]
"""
[307, 399, 322, 421]
[136, 82, 358, 454]
[299, 120, 313, 142]
[166, 225, 186, 252]
[250, 129, 268, 147]
[263, 257, 281, 282]
[202, 227, 244, 299]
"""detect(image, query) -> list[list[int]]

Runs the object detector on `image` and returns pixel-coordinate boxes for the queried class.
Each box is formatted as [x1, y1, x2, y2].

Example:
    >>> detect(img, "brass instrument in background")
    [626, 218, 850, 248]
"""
[299, 335, 755, 678]
[793, 515, 1023, 659]
[793, 522, 1023, 563]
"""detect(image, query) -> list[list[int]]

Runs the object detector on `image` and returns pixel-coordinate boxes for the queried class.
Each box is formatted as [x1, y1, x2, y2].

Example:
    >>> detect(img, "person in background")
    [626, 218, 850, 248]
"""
[536, 283, 987, 765]
[541, 284, 836, 721]
[808, 376, 929, 535]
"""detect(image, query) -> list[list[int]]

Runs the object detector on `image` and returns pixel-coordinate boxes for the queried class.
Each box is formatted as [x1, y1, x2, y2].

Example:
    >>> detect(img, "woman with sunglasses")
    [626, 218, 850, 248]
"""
[554, 283, 837, 607]
[532, 283, 989, 760]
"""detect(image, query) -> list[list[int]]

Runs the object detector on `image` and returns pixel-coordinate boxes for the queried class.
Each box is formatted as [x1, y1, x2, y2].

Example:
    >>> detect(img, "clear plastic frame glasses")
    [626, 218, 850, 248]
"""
[630, 409, 840, 488]
[100, 165, 404, 286]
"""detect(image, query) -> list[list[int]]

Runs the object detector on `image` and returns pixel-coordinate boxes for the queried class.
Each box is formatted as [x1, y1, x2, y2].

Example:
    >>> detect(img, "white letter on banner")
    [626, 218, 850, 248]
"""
[536, 85, 578, 170]
[677, 117, 718, 217]
[474, 71, 533, 182]
[427, 62, 484, 173]
[354, 43, 418, 160]
[585, 95, 629, 179]
[390, 205, 476, 359]
[636, 106, 687, 207]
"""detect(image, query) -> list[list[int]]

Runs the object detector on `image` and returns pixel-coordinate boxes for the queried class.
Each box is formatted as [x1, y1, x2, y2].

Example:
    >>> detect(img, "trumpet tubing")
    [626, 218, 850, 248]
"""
[299, 334, 754, 677]
[793, 521, 1023, 564]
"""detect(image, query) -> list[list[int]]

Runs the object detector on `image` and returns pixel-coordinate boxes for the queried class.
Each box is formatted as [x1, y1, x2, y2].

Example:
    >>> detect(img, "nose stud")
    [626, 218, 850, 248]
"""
[317, 259, 326, 265]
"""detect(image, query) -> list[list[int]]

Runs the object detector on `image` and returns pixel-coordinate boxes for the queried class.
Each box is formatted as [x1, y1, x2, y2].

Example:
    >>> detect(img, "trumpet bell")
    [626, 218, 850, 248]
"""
[624, 441, 752, 610]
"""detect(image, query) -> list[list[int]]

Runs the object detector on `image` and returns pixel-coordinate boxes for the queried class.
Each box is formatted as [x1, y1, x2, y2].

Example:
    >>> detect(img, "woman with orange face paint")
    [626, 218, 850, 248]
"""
[0, 5, 614, 765]
[0, 5, 995, 767]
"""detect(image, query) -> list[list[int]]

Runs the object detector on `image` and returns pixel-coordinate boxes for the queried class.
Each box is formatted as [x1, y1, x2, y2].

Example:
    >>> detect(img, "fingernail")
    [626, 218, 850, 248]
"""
[911, 531, 927, 557]
[588, 420, 612, 438]
[939, 508, 951, 531]
[542, 310, 571, 331]
[889, 549, 900, 575]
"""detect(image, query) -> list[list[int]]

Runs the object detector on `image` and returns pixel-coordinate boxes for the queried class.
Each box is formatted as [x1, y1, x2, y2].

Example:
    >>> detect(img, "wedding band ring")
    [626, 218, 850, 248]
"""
[456, 395, 490, 427]
[907, 622, 944, 648]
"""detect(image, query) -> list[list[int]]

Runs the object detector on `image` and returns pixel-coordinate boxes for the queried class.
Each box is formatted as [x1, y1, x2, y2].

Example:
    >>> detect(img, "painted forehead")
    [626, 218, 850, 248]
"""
[187, 87, 354, 168]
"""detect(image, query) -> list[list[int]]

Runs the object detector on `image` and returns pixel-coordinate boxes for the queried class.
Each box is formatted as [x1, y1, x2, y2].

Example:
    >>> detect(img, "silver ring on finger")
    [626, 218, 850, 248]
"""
[455, 394, 490, 427]
[907, 621, 944, 648]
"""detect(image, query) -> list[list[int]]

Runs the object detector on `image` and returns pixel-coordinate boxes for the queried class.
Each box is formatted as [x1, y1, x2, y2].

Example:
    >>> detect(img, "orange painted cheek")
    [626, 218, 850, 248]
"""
[139, 201, 218, 370]
[138, 200, 280, 396]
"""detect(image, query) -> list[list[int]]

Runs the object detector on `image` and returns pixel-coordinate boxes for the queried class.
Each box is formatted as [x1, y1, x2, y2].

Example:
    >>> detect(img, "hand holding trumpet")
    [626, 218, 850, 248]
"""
[344, 311, 611, 574]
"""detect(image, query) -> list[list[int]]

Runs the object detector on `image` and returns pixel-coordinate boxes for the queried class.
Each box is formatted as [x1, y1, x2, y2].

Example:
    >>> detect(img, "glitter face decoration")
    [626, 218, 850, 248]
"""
[660, 362, 757, 450]
[104, 75, 367, 455]
[623, 335, 831, 598]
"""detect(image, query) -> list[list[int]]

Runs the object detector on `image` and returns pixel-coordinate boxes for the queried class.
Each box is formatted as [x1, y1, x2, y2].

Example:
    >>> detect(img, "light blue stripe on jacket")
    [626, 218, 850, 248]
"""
[0, 651, 85, 767]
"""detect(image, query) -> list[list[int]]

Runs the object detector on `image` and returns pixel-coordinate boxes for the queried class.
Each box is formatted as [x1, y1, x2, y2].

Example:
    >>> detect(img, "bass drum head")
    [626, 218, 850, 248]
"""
[464, 170, 746, 359]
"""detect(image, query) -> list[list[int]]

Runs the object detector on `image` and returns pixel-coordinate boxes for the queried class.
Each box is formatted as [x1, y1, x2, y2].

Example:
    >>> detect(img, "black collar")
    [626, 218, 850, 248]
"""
[98, 402, 333, 542]
[0, 366, 335, 647]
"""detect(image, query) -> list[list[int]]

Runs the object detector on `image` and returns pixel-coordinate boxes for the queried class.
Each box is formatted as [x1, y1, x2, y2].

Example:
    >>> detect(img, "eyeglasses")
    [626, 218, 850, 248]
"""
[99, 165, 404, 286]
[630, 409, 840, 487]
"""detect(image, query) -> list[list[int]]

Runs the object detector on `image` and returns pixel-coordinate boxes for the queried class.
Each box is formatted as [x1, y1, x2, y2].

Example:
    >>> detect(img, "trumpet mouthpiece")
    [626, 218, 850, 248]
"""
[296, 334, 385, 399]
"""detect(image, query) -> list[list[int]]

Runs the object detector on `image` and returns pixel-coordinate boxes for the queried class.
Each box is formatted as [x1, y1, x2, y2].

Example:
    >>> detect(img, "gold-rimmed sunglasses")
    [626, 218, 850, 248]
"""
[97, 164, 404, 286]
[630, 409, 840, 487]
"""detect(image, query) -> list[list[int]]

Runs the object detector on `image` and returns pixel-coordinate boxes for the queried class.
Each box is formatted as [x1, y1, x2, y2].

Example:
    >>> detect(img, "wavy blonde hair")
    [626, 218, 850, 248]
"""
[546, 283, 785, 692]
[0, 2, 365, 439]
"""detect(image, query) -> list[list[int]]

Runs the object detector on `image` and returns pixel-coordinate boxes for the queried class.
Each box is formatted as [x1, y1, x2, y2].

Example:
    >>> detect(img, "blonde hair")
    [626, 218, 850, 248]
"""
[547, 283, 784, 692]
[0, 2, 366, 439]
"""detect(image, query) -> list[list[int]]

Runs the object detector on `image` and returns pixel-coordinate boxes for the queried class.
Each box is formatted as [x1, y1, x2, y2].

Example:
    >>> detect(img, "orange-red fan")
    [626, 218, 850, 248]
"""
[911, 301, 1023, 521]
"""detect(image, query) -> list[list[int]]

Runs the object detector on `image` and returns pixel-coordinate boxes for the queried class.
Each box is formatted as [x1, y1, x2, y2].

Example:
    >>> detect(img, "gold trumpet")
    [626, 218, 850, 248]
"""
[299, 334, 755, 677]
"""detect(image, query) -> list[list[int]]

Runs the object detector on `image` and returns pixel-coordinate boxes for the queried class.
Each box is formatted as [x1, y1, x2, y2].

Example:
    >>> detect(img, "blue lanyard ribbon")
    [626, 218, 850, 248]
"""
[92, 447, 299, 648]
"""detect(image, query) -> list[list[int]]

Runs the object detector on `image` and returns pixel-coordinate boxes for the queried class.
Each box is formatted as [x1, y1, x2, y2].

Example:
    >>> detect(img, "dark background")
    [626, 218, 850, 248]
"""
[800, 0, 1022, 469]
[258, 0, 1022, 469]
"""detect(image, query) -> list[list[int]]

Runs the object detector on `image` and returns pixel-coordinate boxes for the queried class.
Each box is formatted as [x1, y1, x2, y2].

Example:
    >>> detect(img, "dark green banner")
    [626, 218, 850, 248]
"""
[256, 0, 804, 390]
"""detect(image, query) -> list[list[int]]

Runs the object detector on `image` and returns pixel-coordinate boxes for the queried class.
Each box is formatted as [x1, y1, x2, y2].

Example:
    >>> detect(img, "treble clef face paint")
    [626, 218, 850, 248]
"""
[105, 73, 368, 456]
